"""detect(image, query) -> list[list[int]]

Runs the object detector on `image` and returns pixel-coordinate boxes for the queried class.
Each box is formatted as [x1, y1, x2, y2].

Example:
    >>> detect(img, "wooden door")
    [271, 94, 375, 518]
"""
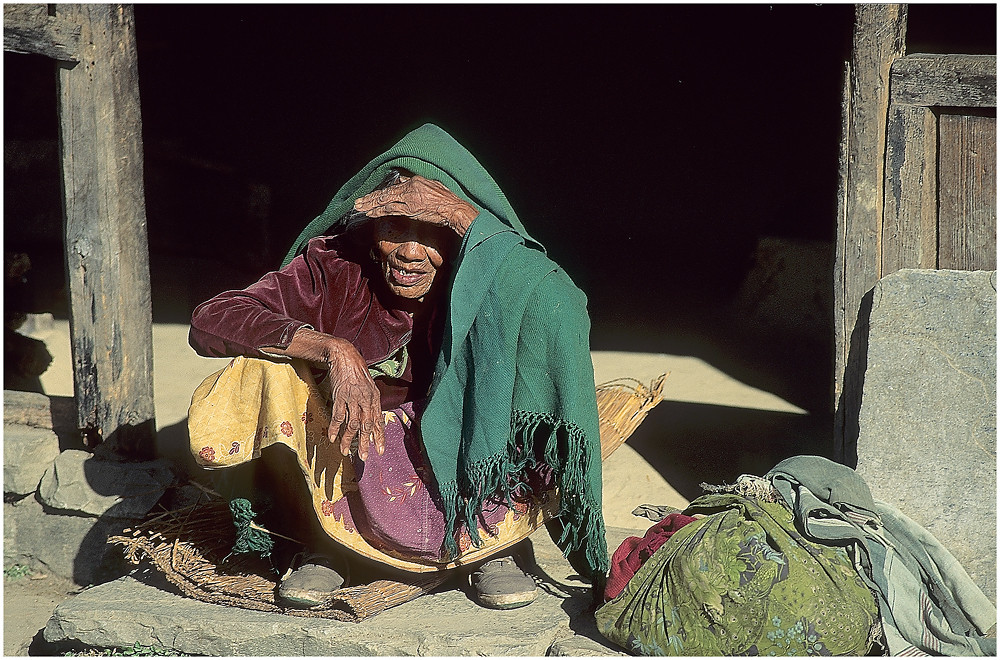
[834, 5, 996, 465]
[883, 54, 996, 274]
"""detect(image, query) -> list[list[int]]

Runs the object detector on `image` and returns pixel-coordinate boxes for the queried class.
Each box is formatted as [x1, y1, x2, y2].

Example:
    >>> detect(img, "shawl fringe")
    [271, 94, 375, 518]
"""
[440, 409, 608, 577]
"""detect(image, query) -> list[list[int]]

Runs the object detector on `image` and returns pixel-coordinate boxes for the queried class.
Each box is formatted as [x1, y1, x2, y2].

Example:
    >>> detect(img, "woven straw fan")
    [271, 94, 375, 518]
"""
[596, 373, 668, 461]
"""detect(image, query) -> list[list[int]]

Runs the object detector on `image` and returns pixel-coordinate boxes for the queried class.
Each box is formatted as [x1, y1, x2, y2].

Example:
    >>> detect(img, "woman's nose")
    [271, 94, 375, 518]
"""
[396, 241, 425, 261]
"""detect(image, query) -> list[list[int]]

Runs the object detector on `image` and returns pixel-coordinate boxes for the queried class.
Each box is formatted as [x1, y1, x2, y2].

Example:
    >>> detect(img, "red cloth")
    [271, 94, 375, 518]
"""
[603, 512, 697, 602]
[188, 235, 442, 410]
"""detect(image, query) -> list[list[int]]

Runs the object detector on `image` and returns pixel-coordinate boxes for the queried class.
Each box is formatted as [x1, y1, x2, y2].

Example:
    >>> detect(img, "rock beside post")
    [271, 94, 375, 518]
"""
[3, 494, 132, 586]
[38, 449, 176, 519]
[4, 390, 178, 586]
[4, 424, 61, 495]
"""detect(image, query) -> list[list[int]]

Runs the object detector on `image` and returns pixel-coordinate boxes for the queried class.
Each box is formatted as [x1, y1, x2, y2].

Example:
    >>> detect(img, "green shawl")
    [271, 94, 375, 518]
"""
[283, 124, 608, 581]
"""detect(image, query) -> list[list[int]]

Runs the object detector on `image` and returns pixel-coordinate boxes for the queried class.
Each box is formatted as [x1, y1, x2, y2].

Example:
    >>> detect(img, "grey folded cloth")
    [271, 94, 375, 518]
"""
[630, 504, 683, 522]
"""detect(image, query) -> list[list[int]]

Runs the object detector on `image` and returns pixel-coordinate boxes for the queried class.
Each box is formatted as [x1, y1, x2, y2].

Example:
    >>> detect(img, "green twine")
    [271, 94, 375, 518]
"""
[227, 497, 274, 560]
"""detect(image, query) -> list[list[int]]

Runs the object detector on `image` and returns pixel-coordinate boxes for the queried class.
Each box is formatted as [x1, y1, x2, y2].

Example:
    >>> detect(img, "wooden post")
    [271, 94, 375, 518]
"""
[833, 4, 907, 465]
[54, 4, 156, 457]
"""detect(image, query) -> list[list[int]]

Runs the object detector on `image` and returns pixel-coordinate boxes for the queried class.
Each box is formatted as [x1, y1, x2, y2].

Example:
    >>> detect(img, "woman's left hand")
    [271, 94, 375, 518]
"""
[354, 175, 478, 238]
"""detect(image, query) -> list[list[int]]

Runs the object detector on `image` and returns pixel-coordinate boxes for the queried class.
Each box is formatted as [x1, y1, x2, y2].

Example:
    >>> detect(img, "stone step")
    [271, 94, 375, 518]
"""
[42, 525, 645, 656]
[3, 389, 78, 435]
[44, 573, 583, 656]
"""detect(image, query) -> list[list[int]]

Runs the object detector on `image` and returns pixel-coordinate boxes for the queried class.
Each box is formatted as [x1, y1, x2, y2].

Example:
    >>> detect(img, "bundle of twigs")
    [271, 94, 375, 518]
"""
[596, 373, 668, 460]
[109, 491, 448, 622]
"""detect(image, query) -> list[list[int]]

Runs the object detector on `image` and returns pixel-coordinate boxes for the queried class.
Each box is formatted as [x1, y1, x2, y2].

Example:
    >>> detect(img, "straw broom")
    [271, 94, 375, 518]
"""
[596, 373, 668, 460]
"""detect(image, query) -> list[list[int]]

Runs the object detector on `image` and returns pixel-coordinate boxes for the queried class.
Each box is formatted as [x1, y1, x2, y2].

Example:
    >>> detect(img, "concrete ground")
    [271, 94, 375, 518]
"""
[5, 314, 825, 655]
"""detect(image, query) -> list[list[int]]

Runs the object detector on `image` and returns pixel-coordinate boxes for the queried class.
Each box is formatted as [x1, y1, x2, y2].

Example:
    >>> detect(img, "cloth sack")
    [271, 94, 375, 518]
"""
[595, 492, 879, 656]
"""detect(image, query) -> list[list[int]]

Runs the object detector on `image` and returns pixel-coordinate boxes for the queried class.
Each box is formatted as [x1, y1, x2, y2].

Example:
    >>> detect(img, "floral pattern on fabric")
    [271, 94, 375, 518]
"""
[595, 493, 878, 656]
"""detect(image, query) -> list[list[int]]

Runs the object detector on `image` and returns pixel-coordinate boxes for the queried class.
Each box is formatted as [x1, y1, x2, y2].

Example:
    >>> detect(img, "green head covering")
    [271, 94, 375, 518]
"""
[282, 123, 539, 267]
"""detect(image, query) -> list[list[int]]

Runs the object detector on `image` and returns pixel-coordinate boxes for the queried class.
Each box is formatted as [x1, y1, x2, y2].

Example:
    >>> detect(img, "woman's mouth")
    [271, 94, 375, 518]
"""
[389, 266, 427, 286]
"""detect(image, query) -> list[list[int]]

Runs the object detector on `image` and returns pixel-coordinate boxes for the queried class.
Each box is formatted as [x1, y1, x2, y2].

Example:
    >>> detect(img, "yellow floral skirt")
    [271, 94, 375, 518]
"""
[188, 356, 559, 572]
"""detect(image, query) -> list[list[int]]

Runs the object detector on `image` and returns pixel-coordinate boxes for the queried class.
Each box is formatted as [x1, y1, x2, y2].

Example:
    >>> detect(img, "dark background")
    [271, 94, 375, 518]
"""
[4, 4, 996, 488]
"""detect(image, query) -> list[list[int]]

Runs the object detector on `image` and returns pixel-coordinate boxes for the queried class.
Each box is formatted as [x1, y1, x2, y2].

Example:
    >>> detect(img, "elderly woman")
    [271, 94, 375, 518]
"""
[187, 124, 607, 610]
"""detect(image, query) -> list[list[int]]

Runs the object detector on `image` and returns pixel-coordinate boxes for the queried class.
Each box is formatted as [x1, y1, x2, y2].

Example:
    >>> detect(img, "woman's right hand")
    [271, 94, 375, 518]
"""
[263, 327, 385, 460]
[324, 337, 385, 461]
[353, 174, 478, 238]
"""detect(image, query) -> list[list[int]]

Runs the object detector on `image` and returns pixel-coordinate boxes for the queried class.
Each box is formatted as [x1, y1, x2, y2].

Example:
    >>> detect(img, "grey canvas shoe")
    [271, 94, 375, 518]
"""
[470, 556, 538, 610]
[278, 552, 347, 608]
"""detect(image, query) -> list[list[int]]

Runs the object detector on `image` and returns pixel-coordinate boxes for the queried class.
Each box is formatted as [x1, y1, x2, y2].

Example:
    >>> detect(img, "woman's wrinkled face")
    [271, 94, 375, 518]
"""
[372, 216, 453, 302]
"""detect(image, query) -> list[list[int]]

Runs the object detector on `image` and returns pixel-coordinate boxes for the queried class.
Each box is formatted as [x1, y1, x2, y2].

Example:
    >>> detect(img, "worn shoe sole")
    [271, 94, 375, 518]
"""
[279, 586, 334, 608]
[277, 555, 347, 608]
[475, 586, 538, 610]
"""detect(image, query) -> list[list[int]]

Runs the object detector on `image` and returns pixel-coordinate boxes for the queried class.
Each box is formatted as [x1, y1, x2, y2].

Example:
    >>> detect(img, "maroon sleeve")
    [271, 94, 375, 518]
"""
[188, 237, 361, 359]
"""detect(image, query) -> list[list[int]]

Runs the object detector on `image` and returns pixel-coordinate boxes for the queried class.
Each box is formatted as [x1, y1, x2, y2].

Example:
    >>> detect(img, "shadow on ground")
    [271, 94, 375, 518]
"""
[623, 402, 831, 502]
[590, 291, 835, 498]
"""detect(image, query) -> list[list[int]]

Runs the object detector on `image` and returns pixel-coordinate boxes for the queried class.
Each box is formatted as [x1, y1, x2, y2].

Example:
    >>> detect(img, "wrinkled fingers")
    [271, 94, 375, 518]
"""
[329, 385, 357, 456]
[359, 380, 386, 456]
[353, 185, 407, 216]
[329, 389, 384, 461]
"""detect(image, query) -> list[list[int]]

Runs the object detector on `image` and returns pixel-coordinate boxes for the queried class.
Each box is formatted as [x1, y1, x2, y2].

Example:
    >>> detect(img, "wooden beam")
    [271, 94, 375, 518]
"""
[882, 104, 938, 274]
[892, 54, 997, 109]
[55, 4, 156, 458]
[834, 4, 907, 465]
[3, 4, 80, 62]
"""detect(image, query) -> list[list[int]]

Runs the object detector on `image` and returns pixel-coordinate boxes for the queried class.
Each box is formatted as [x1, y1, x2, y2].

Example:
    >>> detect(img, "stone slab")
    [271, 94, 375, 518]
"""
[38, 449, 177, 519]
[4, 495, 132, 586]
[44, 575, 572, 656]
[550, 633, 627, 656]
[855, 269, 996, 602]
[43, 525, 641, 656]
[4, 424, 61, 495]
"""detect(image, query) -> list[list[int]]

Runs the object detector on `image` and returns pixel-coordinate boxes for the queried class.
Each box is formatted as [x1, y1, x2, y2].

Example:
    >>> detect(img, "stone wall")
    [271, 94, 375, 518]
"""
[3, 390, 180, 586]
